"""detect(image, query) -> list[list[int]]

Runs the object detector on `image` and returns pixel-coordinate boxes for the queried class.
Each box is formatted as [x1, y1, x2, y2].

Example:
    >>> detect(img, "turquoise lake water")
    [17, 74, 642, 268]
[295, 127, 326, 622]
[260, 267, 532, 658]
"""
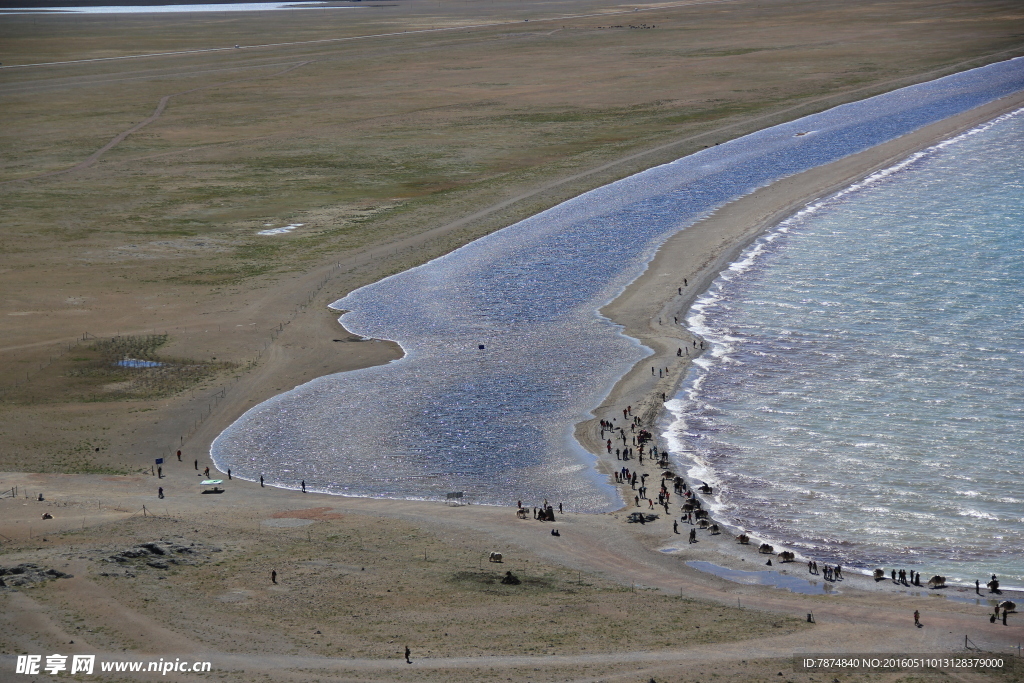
[671, 107, 1024, 586]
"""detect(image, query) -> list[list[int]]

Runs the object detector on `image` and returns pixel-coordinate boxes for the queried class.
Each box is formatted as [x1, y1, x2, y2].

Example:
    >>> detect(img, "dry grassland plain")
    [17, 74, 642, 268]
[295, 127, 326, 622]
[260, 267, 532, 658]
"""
[2, 1, 1024, 680]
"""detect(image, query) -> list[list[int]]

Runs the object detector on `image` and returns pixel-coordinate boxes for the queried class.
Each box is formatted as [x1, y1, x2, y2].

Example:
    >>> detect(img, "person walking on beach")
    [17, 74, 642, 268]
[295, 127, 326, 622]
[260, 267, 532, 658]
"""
[301, 480, 306, 493]
[203, 466, 210, 478]
[177, 450, 182, 462]
[689, 528, 697, 544]
[405, 646, 412, 664]
[260, 475, 264, 487]
[194, 459, 198, 470]
[228, 469, 231, 480]
[976, 579, 981, 595]
[673, 520, 679, 534]
[158, 487, 164, 499]
[271, 570, 277, 584]
[913, 610, 920, 627]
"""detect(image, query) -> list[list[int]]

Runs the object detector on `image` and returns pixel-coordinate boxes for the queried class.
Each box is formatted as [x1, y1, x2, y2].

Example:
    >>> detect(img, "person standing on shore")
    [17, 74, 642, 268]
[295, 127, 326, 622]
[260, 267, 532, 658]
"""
[914, 610, 920, 627]
[301, 480, 306, 493]
[260, 475, 264, 487]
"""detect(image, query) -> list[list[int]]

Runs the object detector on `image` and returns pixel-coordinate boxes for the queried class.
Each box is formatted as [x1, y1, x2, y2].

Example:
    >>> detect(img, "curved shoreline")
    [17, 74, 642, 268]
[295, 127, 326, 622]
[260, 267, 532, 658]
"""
[574, 89, 1024, 563]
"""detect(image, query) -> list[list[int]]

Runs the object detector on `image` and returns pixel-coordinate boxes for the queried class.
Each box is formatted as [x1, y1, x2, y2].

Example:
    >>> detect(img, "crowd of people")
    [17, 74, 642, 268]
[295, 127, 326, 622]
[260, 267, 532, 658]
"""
[594, 405, 1014, 617]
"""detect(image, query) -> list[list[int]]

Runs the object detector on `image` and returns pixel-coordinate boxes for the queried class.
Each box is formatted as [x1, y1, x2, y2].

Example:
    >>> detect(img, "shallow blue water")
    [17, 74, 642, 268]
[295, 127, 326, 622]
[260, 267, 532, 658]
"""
[686, 560, 839, 595]
[213, 58, 1024, 523]
[671, 107, 1024, 586]
[1, 3, 350, 14]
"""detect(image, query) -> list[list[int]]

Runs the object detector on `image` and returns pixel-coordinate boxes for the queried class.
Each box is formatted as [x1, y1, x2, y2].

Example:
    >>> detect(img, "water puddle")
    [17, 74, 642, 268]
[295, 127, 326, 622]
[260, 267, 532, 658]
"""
[940, 593, 1003, 607]
[257, 223, 303, 236]
[687, 560, 839, 595]
[116, 359, 162, 368]
[2, 3, 356, 15]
